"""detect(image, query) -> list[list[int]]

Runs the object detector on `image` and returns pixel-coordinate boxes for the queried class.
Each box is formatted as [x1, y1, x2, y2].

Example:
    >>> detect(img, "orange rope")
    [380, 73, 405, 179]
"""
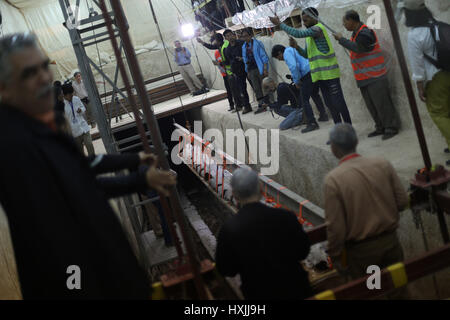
[298, 200, 310, 224]
[216, 164, 220, 193]
[274, 187, 287, 208]
[222, 155, 226, 198]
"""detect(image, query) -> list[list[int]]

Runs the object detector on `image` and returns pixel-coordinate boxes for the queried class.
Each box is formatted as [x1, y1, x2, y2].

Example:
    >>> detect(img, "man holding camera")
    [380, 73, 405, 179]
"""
[73, 71, 96, 128]
[174, 40, 207, 96]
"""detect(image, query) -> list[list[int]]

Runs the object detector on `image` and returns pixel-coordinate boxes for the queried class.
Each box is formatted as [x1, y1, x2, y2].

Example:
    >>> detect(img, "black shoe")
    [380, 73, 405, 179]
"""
[318, 114, 329, 122]
[227, 107, 235, 112]
[242, 107, 253, 115]
[232, 107, 242, 113]
[254, 106, 266, 114]
[368, 130, 384, 138]
[382, 131, 398, 140]
[301, 123, 319, 133]
[445, 148, 450, 154]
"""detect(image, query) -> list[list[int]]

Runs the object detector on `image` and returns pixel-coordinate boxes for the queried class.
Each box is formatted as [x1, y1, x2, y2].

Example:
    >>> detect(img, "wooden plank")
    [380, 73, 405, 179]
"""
[309, 243, 450, 300]
[435, 191, 450, 214]
[100, 71, 181, 99]
[0, 204, 22, 299]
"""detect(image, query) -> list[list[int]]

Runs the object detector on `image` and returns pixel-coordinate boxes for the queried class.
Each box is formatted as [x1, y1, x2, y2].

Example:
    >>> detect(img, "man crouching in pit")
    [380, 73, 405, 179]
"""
[215, 168, 313, 299]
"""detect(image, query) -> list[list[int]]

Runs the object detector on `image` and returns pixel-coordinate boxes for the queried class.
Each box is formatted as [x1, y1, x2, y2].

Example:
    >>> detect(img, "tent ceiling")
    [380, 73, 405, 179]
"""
[6, 0, 60, 9]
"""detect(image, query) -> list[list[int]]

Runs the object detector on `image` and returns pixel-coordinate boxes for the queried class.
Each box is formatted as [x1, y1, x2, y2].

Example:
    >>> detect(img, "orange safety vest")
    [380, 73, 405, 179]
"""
[215, 50, 227, 77]
[350, 24, 386, 81]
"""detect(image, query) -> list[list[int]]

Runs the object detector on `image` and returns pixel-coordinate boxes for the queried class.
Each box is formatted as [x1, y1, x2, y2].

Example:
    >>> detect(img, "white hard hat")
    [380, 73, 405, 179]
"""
[398, 0, 426, 10]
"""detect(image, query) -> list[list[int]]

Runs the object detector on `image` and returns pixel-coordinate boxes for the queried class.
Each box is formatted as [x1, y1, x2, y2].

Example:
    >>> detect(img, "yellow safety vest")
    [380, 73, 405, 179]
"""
[220, 40, 232, 76]
[306, 23, 340, 82]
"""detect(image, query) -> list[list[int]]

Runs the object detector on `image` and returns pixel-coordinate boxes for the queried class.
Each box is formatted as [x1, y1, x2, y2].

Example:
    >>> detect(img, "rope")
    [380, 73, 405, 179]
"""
[170, 0, 220, 95]
[87, 0, 108, 110]
[148, 0, 190, 129]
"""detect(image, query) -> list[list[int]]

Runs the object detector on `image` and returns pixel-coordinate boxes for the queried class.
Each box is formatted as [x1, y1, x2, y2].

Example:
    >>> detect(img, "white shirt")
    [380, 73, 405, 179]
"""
[64, 96, 91, 138]
[72, 80, 89, 100]
[407, 27, 440, 83]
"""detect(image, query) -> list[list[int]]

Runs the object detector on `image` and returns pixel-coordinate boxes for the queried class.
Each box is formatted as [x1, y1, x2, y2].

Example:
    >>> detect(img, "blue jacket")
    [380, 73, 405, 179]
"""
[242, 39, 269, 75]
[283, 47, 310, 85]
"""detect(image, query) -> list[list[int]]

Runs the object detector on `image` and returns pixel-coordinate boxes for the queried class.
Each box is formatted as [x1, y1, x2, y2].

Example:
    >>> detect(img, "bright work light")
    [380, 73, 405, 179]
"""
[181, 23, 195, 38]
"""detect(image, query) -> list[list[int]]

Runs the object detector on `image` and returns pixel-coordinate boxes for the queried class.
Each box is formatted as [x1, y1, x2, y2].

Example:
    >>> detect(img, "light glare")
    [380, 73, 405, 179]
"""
[181, 23, 195, 38]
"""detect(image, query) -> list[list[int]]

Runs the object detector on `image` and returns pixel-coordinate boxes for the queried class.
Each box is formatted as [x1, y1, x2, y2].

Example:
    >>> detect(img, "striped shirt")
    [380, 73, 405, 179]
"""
[281, 23, 331, 58]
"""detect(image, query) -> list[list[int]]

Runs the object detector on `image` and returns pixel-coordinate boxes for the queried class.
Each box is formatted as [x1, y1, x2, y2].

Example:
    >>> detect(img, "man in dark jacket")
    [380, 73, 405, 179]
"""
[223, 29, 253, 114]
[215, 168, 312, 300]
[0, 33, 176, 299]
[197, 33, 235, 111]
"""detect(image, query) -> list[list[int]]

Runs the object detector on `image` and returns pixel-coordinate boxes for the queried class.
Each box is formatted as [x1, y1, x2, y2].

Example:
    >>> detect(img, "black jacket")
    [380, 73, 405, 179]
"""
[215, 202, 312, 300]
[88, 154, 149, 199]
[224, 40, 246, 77]
[0, 105, 150, 299]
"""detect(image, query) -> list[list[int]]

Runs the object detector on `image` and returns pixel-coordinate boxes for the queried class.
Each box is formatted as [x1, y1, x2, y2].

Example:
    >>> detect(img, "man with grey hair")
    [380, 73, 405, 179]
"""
[0, 33, 173, 299]
[324, 123, 409, 297]
[215, 168, 312, 299]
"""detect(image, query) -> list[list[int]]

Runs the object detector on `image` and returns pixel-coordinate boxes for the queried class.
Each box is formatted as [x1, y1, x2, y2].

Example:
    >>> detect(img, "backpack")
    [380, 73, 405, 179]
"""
[424, 20, 450, 72]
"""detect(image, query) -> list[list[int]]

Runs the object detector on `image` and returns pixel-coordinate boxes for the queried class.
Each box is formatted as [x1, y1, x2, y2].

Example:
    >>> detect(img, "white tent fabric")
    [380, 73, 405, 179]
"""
[0, 1, 29, 34]
[0, 0, 202, 80]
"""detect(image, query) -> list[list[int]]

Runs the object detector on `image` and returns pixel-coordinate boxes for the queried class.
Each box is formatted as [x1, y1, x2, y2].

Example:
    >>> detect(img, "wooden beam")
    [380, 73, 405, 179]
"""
[309, 243, 450, 300]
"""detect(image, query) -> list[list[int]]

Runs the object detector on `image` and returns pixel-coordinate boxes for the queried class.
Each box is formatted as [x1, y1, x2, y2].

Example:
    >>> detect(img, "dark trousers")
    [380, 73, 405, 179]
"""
[229, 73, 251, 108]
[360, 78, 400, 134]
[247, 68, 265, 105]
[346, 231, 409, 299]
[311, 82, 328, 117]
[147, 191, 172, 246]
[223, 75, 234, 109]
[317, 78, 352, 124]
[298, 73, 317, 124]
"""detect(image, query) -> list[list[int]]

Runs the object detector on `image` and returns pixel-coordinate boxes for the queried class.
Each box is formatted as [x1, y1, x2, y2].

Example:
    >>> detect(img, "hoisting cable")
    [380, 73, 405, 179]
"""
[99, 0, 198, 290]
[87, 0, 134, 125]
[148, 0, 191, 131]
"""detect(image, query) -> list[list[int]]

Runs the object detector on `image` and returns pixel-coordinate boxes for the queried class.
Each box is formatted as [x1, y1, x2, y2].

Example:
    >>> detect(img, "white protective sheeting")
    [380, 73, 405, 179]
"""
[232, 0, 371, 28]
[0, 1, 29, 34]
[0, 0, 204, 80]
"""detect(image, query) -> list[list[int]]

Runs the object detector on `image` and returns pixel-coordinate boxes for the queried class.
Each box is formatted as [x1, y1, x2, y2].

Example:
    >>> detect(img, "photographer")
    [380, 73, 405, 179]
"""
[174, 40, 208, 96]
[262, 77, 303, 130]
[73, 71, 96, 128]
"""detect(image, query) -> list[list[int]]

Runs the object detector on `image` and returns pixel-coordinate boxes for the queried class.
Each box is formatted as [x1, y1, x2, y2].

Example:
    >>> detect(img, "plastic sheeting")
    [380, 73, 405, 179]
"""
[0, 0, 201, 79]
[232, 0, 371, 28]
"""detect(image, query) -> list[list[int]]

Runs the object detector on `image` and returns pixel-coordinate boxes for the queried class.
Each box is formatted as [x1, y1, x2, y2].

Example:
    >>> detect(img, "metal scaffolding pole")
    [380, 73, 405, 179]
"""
[58, 0, 116, 154]
[382, 0, 449, 244]
[101, 0, 209, 299]
[58, 0, 162, 272]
